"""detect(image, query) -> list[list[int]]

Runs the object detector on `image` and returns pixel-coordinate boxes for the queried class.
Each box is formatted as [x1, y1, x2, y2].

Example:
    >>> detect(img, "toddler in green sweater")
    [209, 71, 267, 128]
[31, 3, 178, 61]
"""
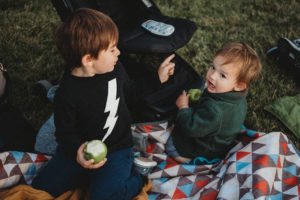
[166, 42, 262, 164]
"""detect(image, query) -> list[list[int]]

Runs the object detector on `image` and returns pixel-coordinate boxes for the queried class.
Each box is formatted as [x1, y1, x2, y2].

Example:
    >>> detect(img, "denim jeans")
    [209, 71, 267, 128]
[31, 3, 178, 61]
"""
[31, 147, 143, 200]
[34, 85, 58, 155]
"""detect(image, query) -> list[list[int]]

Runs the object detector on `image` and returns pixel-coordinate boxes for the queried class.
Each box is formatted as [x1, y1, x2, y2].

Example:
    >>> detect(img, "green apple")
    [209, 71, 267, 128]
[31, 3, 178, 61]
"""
[84, 140, 107, 164]
[188, 89, 202, 102]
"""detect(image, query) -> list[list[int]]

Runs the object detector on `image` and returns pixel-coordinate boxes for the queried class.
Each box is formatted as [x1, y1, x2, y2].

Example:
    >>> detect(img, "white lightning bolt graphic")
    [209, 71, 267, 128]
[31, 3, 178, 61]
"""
[102, 79, 119, 142]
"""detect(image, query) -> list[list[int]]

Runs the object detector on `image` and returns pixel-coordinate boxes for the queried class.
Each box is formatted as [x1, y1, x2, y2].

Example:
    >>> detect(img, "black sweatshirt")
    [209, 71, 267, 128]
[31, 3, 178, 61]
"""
[54, 62, 161, 161]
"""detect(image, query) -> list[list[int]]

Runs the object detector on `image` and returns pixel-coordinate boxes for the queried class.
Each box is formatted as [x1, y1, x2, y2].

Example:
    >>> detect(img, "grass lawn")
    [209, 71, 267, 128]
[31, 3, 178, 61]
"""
[1, 0, 300, 149]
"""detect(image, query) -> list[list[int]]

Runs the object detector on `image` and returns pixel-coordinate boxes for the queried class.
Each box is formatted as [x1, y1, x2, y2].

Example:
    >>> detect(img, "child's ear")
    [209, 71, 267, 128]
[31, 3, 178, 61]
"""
[234, 82, 247, 91]
[81, 54, 93, 68]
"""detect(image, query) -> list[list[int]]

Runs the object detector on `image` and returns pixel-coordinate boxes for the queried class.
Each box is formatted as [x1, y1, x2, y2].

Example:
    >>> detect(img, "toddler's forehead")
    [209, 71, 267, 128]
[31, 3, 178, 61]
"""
[214, 55, 242, 69]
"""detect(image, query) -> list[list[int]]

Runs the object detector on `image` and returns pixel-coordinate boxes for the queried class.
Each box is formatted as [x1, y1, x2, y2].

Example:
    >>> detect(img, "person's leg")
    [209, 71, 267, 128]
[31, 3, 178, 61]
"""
[34, 114, 58, 155]
[31, 147, 86, 197]
[165, 136, 192, 164]
[0, 69, 6, 98]
[89, 148, 143, 200]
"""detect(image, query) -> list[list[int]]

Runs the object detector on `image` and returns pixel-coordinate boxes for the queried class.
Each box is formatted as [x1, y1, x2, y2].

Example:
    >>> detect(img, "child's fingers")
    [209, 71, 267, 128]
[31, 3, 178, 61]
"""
[162, 54, 175, 65]
[92, 158, 107, 168]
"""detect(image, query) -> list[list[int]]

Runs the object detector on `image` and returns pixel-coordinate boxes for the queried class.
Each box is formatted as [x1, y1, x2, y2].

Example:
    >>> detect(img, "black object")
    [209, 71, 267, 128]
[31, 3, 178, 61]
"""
[50, 0, 201, 122]
[277, 38, 300, 85]
[0, 70, 36, 153]
[267, 38, 300, 86]
[0, 104, 36, 153]
[50, 0, 197, 53]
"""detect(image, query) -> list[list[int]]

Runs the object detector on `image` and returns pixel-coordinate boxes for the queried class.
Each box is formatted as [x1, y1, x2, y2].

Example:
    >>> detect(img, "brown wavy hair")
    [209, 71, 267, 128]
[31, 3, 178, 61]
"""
[55, 8, 119, 70]
[215, 42, 262, 87]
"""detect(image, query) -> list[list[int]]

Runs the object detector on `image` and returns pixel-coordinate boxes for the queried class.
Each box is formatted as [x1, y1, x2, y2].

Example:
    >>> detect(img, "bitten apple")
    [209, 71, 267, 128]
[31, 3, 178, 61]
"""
[84, 140, 107, 164]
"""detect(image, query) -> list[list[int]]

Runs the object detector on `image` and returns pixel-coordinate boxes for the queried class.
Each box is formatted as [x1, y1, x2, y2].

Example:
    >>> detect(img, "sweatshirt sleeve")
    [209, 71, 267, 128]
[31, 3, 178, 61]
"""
[54, 94, 81, 161]
[176, 101, 221, 138]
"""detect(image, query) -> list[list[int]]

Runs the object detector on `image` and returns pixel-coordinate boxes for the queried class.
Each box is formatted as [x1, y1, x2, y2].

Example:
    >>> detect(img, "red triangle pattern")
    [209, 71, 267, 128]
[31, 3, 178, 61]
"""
[253, 181, 267, 195]
[277, 156, 281, 168]
[200, 190, 217, 200]
[172, 188, 187, 199]
[146, 143, 156, 154]
[164, 158, 179, 169]
[253, 155, 268, 167]
[142, 125, 152, 133]
[283, 177, 297, 186]
[280, 143, 287, 155]
[195, 179, 210, 189]
[236, 151, 250, 161]
[35, 154, 49, 163]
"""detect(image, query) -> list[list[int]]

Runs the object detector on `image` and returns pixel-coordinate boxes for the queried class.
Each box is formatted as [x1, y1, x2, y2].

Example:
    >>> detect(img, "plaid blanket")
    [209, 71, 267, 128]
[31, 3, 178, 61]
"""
[131, 121, 300, 200]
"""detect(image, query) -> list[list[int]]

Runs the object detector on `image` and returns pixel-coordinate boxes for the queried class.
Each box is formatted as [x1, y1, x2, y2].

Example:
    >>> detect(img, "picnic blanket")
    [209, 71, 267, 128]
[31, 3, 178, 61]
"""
[131, 121, 300, 200]
[0, 121, 300, 199]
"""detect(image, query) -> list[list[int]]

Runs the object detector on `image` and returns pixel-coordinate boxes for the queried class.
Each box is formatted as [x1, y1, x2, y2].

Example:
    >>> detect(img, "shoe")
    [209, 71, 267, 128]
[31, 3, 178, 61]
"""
[278, 38, 300, 67]
[267, 38, 300, 60]
[266, 46, 279, 58]
[277, 38, 300, 86]
[134, 156, 157, 176]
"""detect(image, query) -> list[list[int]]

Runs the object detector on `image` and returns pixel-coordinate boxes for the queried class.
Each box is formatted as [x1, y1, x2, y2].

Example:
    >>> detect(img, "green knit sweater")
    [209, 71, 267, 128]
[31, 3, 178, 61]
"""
[172, 89, 247, 160]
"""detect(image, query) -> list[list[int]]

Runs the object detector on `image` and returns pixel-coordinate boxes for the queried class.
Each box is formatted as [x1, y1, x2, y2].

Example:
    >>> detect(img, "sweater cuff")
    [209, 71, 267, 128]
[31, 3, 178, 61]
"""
[153, 72, 163, 89]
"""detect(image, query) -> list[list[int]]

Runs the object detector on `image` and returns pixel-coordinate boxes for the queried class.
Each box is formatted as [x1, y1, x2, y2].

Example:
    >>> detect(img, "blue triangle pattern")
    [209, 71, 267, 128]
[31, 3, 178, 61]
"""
[182, 164, 195, 173]
[236, 162, 250, 173]
[269, 154, 278, 166]
[268, 193, 282, 200]
[10, 151, 24, 163]
[158, 177, 168, 183]
[178, 184, 194, 197]
[283, 165, 296, 176]
[157, 161, 166, 169]
[25, 164, 37, 175]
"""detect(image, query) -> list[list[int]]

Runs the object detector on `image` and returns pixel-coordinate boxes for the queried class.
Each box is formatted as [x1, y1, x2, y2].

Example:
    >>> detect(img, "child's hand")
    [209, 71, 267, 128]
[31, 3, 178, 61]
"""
[158, 54, 175, 83]
[176, 90, 190, 110]
[76, 142, 107, 169]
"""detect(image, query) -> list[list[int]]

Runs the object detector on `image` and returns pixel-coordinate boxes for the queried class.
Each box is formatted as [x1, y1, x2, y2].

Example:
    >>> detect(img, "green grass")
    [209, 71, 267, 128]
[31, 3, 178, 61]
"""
[1, 0, 300, 149]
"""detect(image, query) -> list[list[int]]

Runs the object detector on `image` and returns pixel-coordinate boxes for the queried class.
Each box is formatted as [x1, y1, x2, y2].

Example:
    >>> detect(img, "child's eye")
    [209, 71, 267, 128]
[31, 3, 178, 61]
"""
[220, 73, 226, 79]
[210, 65, 215, 70]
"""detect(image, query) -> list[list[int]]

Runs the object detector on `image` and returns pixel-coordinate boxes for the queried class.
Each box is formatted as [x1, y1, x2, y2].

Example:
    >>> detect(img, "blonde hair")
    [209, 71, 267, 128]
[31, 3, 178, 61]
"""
[215, 42, 262, 87]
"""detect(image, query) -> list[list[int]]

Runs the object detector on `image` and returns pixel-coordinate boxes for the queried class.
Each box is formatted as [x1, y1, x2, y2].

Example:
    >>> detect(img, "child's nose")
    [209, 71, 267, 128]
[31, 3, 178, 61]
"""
[210, 71, 217, 80]
[116, 48, 120, 56]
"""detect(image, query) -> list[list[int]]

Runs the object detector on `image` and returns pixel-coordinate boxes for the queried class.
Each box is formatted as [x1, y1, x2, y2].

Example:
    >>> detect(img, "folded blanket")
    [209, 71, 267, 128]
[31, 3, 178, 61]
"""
[265, 94, 300, 138]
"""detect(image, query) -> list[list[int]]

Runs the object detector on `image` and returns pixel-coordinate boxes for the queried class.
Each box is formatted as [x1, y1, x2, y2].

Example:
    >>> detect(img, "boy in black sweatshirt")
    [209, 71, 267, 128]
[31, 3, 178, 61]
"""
[32, 8, 175, 200]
